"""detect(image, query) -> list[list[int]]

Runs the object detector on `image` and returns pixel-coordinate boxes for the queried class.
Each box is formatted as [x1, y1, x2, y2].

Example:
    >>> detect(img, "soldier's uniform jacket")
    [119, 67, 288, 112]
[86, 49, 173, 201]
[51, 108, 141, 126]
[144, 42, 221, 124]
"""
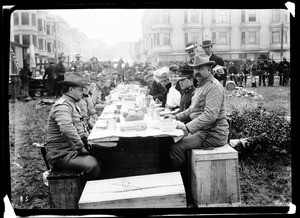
[176, 74, 229, 143]
[71, 60, 84, 72]
[78, 94, 97, 129]
[54, 62, 66, 76]
[45, 94, 89, 166]
[179, 85, 195, 113]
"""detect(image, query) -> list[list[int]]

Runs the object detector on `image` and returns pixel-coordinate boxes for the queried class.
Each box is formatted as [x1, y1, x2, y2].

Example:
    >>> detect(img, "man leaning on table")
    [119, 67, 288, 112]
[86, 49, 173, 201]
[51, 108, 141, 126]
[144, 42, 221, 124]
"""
[165, 54, 229, 170]
[45, 72, 100, 180]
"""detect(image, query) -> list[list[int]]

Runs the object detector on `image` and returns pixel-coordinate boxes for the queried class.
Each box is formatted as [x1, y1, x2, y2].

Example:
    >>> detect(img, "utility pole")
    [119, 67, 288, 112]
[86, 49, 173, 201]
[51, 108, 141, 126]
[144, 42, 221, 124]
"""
[280, 22, 284, 60]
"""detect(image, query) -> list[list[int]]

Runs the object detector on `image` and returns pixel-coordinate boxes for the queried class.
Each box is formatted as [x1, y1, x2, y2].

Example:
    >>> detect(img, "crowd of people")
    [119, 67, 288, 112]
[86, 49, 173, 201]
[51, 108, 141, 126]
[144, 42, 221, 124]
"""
[35, 39, 291, 207]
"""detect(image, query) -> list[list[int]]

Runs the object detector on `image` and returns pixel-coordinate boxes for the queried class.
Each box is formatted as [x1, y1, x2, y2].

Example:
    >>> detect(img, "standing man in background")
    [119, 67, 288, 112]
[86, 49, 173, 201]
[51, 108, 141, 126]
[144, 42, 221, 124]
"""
[43, 61, 56, 96]
[199, 40, 227, 86]
[54, 53, 66, 98]
[70, 54, 84, 72]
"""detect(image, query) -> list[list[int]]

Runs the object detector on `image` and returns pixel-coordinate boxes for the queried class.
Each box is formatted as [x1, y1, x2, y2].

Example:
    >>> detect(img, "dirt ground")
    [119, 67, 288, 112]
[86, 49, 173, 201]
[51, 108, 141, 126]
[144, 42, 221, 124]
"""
[8, 85, 291, 209]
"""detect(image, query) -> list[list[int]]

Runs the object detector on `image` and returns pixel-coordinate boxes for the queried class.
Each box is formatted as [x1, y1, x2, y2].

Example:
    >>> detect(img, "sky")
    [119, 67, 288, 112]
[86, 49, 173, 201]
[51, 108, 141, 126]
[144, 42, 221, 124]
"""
[46, 9, 145, 46]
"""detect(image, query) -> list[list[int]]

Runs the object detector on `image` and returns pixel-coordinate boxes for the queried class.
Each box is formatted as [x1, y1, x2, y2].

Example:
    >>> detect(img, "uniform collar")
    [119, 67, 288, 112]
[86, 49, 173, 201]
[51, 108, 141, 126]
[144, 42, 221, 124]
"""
[183, 85, 195, 93]
[63, 94, 79, 103]
[197, 74, 214, 87]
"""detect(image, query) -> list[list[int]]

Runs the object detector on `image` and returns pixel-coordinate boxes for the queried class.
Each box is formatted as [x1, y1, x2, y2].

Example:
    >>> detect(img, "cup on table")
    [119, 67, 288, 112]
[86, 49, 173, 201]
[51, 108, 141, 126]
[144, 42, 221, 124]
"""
[106, 118, 116, 131]
[116, 104, 122, 110]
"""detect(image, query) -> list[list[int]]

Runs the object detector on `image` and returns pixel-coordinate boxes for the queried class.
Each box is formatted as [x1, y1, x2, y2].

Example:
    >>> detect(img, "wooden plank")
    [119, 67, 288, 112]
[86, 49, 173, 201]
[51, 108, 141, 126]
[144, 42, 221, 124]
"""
[192, 144, 238, 161]
[191, 159, 211, 205]
[79, 172, 186, 208]
[225, 159, 241, 204]
[210, 160, 227, 204]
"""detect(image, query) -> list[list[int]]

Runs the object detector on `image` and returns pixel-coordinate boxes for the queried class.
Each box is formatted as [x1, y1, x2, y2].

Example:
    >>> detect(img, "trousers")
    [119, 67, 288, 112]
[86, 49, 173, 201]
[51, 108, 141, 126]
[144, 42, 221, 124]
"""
[169, 130, 226, 168]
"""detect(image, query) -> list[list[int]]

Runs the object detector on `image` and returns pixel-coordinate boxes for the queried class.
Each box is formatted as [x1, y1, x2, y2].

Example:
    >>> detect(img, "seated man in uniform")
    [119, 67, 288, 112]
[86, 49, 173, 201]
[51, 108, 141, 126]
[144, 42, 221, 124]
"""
[45, 72, 100, 180]
[165, 55, 229, 170]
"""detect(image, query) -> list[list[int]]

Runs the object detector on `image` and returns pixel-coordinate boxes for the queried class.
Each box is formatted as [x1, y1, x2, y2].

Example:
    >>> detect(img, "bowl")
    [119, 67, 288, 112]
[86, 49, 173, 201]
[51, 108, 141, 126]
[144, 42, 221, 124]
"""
[160, 122, 177, 132]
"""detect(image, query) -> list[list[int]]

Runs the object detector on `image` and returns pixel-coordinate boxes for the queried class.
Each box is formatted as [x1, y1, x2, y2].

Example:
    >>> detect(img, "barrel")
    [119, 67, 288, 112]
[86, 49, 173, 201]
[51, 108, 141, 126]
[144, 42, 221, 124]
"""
[225, 81, 236, 91]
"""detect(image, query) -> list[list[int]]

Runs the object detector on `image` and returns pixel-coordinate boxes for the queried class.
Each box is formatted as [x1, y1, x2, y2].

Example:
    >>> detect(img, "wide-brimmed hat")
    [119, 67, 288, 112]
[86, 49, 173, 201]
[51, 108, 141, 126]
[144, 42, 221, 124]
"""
[154, 66, 169, 82]
[229, 61, 234, 65]
[199, 40, 214, 47]
[75, 54, 81, 58]
[169, 64, 179, 71]
[80, 72, 91, 85]
[58, 72, 86, 87]
[188, 55, 215, 68]
[96, 73, 106, 82]
[89, 72, 97, 82]
[185, 42, 198, 51]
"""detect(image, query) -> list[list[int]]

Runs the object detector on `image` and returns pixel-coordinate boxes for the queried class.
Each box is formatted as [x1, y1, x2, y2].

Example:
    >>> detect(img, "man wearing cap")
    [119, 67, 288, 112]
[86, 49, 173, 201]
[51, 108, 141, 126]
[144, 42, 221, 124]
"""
[151, 68, 168, 103]
[78, 72, 98, 130]
[86, 57, 102, 74]
[177, 67, 195, 113]
[70, 54, 84, 72]
[199, 40, 227, 86]
[228, 61, 238, 85]
[43, 61, 56, 96]
[45, 72, 100, 180]
[54, 53, 67, 98]
[249, 58, 258, 87]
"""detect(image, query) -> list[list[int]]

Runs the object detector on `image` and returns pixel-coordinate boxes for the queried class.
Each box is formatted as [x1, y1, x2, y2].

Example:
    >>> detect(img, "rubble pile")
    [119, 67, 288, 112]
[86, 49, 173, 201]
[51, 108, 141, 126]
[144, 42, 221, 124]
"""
[227, 87, 263, 100]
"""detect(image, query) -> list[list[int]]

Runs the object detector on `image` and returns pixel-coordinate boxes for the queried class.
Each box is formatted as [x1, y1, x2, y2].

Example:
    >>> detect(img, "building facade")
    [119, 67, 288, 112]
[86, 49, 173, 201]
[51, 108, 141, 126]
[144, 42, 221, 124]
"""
[11, 10, 91, 71]
[137, 9, 290, 65]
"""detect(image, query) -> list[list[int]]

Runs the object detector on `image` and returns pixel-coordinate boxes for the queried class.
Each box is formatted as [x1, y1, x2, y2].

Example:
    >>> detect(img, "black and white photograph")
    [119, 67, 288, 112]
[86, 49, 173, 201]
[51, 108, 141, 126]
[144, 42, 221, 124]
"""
[3, 4, 294, 217]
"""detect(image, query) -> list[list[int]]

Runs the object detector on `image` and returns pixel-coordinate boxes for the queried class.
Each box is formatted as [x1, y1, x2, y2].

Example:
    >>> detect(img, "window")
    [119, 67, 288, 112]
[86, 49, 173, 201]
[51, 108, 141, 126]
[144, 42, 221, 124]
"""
[241, 10, 245, 22]
[184, 10, 188, 23]
[212, 32, 216, 44]
[32, 35, 37, 47]
[38, 38, 44, 50]
[283, 30, 287, 43]
[212, 10, 216, 23]
[241, 32, 246, 44]
[38, 19, 43, 31]
[154, 33, 160, 46]
[14, 35, 20, 44]
[191, 10, 199, 23]
[163, 33, 170, 45]
[22, 35, 30, 46]
[219, 32, 227, 44]
[191, 32, 199, 44]
[13, 13, 19, 25]
[248, 11, 256, 22]
[239, 53, 247, 59]
[249, 31, 256, 43]
[31, 14, 36, 26]
[153, 14, 160, 24]
[21, 12, 29, 25]
[218, 10, 227, 22]
[47, 42, 52, 52]
[46, 25, 51, 35]
[272, 31, 280, 43]
[272, 10, 280, 22]
[44, 20, 46, 32]
[185, 32, 188, 44]
[162, 10, 170, 23]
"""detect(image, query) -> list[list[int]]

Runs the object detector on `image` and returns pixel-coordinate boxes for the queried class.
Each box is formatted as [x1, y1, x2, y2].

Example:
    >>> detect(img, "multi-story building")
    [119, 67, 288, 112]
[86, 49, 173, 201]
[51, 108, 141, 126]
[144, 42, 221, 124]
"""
[11, 10, 90, 71]
[137, 9, 290, 65]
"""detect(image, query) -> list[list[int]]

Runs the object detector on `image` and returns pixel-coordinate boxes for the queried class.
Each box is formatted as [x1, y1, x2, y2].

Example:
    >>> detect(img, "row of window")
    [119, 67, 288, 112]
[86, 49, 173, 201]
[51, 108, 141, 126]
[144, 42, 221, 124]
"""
[13, 34, 71, 52]
[13, 12, 69, 36]
[145, 29, 288, 50]
[145, 9, 288, 26]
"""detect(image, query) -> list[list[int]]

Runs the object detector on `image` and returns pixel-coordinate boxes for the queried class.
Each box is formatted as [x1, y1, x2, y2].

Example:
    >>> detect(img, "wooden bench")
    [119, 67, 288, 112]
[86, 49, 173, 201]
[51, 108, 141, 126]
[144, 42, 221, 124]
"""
[78, 172, 187, 208]
[190, 144, 241, 207]
[37, 143, 85, 209]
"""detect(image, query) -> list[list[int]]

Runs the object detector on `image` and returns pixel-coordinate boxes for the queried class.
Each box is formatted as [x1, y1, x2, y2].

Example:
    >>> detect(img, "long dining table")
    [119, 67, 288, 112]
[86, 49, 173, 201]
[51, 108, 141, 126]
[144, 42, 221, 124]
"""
[87, 83, 184, 179]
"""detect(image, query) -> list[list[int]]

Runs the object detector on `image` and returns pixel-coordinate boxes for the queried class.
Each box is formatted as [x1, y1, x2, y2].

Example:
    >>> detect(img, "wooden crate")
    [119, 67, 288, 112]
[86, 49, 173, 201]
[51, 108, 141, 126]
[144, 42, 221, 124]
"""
[190, 144, 241, 207]
[47, 169, 84, 209]
[79, 172, 186, 209]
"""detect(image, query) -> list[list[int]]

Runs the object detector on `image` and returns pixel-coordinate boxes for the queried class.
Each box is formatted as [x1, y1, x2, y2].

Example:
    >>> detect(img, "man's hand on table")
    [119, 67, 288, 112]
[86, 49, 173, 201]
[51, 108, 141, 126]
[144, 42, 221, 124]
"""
[175, 120, 189, 137]
[164, 114, 176, 120]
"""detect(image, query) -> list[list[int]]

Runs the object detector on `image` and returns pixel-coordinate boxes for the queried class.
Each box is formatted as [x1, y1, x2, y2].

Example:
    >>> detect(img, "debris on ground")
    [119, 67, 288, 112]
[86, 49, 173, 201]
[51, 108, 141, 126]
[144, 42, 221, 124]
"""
[227, 87, 263, 99]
